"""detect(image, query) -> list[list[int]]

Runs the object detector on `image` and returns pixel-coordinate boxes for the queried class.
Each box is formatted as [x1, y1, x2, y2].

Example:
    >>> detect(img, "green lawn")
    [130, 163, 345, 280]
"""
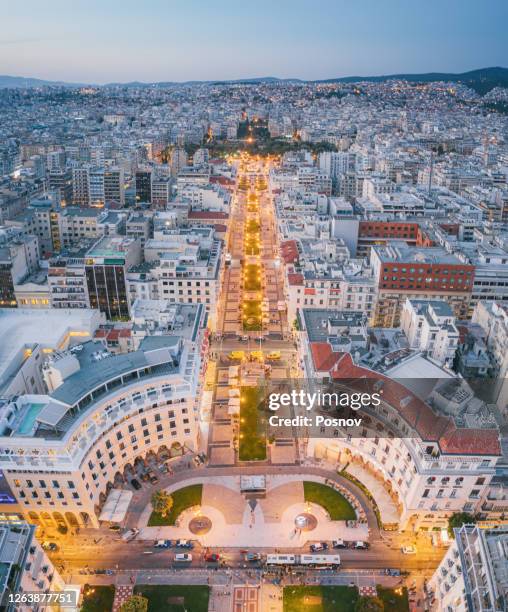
[148, 484, 203, 526]
[303, 481, 356, 520]
[134, 585, 209, 612]
[244, 264, 262, 290]
[239, 386, 267, 461]
[284, 586, 358, 612]
[242, 299, 262, 331]
[80, 585, 115, 612]
[377, 586, 409, 612]
[246, 219, 260, 232]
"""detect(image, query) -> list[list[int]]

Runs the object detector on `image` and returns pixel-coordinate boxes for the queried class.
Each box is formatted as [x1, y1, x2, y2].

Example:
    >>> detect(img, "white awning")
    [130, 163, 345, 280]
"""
[99, 489, 133, 523]
[35, 402, 69, 427]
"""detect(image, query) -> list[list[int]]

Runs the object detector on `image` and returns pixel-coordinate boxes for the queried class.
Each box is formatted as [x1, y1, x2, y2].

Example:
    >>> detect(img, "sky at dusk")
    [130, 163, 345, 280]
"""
[1, 0, 507, 83]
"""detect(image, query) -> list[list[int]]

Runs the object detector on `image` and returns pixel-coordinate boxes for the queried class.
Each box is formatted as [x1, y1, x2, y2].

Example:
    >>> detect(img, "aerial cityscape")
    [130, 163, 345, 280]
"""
[1, 2, 508, 612]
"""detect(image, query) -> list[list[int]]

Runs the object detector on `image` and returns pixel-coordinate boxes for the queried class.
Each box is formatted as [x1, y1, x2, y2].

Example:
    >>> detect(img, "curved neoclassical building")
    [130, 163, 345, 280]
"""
[304, 341, 502, 532]
[0, 305, 207, 529]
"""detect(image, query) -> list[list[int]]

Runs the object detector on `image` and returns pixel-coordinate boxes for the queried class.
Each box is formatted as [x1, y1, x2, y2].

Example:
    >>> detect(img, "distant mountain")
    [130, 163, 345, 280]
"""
[0, 67, 507, 94]
[315, 67, 508, 95]
[0, 74, 85, 88]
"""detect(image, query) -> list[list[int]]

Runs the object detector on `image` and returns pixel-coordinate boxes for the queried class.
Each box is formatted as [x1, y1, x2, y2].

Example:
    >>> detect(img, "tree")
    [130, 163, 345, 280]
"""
[448, 512, 476, 537]
[151, 489, 173, 518]
[119, 595, 148, 612]
[355, 596, 384, 612]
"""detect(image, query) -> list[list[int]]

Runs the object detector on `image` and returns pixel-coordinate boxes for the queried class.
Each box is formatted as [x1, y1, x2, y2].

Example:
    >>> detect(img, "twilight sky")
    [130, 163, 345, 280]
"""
[1, 0, 507, 83]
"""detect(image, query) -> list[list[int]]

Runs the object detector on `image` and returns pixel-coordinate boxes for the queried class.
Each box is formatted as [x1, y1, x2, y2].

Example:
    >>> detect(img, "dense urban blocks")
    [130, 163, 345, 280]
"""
[134, 585, 210, 612]
[239, 386, 267, 461]
[147, 484, 203, 526]
[303, 481, 356, 521]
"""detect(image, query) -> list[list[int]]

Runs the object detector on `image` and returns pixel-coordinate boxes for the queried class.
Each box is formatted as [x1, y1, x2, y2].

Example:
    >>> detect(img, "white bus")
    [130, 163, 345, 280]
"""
[299, 554, 341, 567]
[266, 554, 296, 565]
[265, 554, 340, 567]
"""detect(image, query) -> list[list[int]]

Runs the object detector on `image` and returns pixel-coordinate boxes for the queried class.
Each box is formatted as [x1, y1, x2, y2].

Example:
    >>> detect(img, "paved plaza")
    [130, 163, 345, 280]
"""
[137, 475, 368, 547]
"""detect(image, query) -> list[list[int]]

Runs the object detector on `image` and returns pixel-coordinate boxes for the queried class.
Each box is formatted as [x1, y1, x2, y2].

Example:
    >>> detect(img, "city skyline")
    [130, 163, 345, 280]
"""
[1, 0, 507, 83]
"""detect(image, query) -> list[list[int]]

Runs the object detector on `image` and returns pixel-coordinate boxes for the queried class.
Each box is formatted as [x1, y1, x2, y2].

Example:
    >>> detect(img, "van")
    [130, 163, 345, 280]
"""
[174, 553, 192, 562]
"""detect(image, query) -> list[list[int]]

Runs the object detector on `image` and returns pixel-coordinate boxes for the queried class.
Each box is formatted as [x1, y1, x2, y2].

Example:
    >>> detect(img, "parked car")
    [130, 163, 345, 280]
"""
[244, 552, 261, 561]
[176, 539, 193, 549]
[402, 545, 417, 555]
[310, 542, 328, 552]
[41, 541, 58, 552]
[154, 539, 172, 548]
[354, 541, 369, 550]
[174, 553, 192, 563]
[204, 553, 220, 562]
[131, 479, 142, 490]
[148, 471, 159, 484]
[332, 539, 346, 549]
[109, 525, 121, 531]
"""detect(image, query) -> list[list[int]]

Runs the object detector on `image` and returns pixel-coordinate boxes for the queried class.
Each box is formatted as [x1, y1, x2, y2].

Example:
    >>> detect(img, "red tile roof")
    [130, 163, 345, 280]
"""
[309, 343, 501, 456]
[188, 211, 229, 220]
[287, 273, 304, 286]
[280, 240, 299, 264]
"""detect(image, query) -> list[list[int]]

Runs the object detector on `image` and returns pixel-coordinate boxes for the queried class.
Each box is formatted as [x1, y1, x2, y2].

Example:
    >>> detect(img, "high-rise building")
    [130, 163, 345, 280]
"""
[0, 229, 39, 308]
[170, 148, 187, 177]
[135, 169, 152, 203]
[151, 177, 172, 208]
[48, 169, 73, 206]
[85, 235, 141, 319]
[104, 167, 125, 207]
[72, 167, 90, 206]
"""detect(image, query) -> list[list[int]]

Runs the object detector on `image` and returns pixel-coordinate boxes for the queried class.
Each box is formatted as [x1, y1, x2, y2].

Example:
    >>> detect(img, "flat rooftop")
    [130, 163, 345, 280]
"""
[373, 243, 469, 266]
[0, 308, 100, 394]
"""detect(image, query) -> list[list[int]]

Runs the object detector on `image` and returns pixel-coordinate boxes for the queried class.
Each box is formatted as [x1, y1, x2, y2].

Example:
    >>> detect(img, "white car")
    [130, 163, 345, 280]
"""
[402, 545, 417, 555]
[174, 553, 192, 562]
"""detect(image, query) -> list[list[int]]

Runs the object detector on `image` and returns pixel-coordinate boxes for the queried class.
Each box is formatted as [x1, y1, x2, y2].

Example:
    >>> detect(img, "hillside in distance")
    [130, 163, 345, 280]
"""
[0, 67, 507, 94]
[317, 67, 508, 95]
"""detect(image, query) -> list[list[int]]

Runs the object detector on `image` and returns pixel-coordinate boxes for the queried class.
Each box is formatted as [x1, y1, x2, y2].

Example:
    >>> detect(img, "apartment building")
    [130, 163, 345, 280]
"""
[85, 236, 142, 320]
[400, 299, 459, 368]
[143, 226, 222, 328]
[0, 303, 206, 529]
[370, 244, 474, 327]
[429, 524, 508, 612]
[0, 521, 66, 611]
[299, 334, 501, 531]
[0, 228, 39, 308]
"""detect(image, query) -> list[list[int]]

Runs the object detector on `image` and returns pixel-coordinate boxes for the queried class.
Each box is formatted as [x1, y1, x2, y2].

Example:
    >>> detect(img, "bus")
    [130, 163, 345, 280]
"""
[265, 554, 340, 567]
[266, 554, 296, 565]
[299, 554, 341, 567]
